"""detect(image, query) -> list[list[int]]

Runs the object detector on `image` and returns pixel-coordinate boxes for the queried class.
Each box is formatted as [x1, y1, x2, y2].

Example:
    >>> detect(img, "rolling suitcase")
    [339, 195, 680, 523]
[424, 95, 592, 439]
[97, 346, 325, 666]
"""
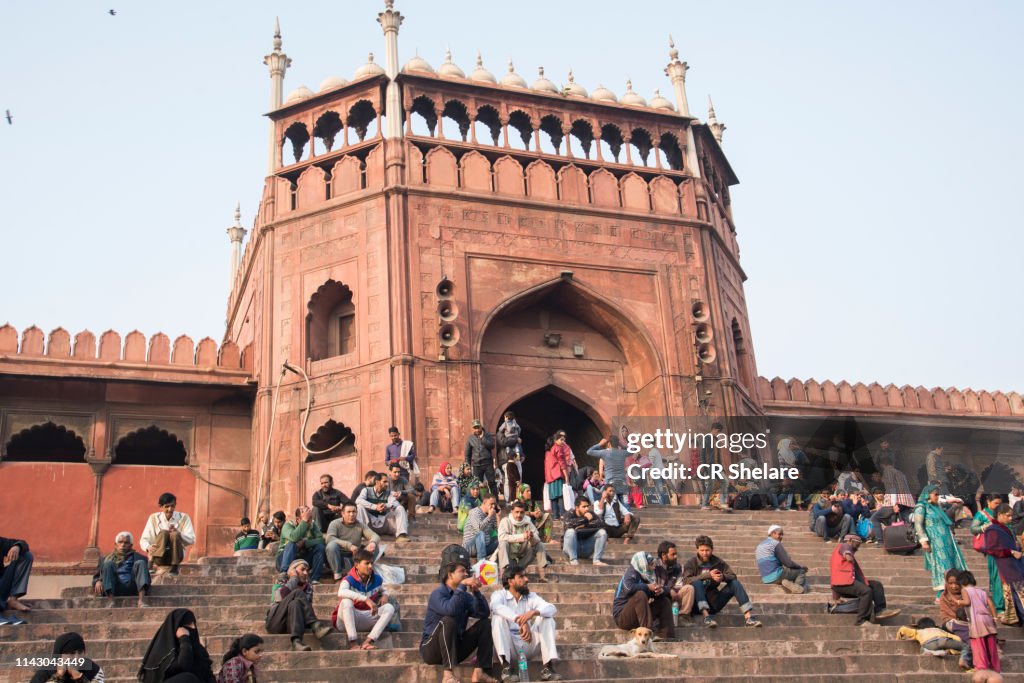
[882, 521, 919, 554]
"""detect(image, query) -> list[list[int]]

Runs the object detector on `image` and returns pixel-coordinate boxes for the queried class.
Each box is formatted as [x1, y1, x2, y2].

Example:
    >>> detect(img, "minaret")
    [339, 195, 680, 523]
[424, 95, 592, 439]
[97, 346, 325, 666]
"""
[263, 17, 292, 174]
[664, 35, 701, 178]
[707, 95, 726, 144]
[377, 0, 404, 139]
[226, 203, 247, 291]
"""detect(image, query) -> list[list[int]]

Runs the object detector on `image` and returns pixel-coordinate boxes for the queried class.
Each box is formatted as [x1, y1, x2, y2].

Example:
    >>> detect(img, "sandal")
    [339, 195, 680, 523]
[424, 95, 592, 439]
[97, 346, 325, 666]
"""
[442, 671, 461, 683]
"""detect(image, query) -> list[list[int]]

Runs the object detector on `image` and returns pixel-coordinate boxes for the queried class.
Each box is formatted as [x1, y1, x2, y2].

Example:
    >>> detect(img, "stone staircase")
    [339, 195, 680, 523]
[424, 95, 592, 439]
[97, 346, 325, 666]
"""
[2, 506, 1020, 682]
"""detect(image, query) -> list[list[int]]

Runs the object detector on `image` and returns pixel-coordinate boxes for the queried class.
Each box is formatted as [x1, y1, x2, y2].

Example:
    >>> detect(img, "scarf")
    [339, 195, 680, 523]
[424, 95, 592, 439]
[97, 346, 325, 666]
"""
[29, 633, 103, 683]
[439, 461, 451, 478]
[138, 609, 214, 683]
[916, 484, 952, 528]
[629, 551, 654, 583]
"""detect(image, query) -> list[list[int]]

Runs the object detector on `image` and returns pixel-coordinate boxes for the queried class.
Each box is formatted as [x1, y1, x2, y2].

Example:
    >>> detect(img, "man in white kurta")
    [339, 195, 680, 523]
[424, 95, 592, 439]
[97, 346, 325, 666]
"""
[489, 565, 562, 681]
[139, 492, 195, 574]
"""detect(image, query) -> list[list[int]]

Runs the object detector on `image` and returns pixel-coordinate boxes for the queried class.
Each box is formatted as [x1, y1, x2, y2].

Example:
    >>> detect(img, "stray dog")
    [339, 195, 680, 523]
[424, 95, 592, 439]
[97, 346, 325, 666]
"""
[598, 627, 675, 658]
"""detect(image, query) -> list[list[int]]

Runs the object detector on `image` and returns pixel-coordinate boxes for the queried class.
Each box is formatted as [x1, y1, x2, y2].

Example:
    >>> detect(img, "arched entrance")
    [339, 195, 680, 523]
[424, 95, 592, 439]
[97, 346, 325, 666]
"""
[498, 385, 604, 494]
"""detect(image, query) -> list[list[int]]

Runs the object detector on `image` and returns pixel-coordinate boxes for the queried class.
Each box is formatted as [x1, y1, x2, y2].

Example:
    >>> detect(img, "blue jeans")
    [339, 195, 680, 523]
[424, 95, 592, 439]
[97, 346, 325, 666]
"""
[812, 514, 853, 540]
[430, 485, 460, 509]
[277, 541, 326, 582]
[325, 541, 383, 578]
[0, 550, 33, 609]
[466, 532, 498, 559]
[691, 578, 753, 615]
[769, 492, 793, 509]
[562, 528, 608, 562]
[100, 556, 151, 595]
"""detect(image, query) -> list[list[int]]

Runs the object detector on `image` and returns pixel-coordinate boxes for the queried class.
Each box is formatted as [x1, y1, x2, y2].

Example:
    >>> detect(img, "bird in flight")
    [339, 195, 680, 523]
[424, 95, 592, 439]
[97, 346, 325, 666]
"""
[109, 9, 116, 15]
[4, 110, 11, 125]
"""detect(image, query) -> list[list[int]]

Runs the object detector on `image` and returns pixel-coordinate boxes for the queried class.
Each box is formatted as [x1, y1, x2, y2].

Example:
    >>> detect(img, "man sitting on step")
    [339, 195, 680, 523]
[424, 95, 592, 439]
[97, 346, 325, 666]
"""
[91, 530, 151, 608]
[497, 501, 548, 582]
[613, 551, 676, 641]
[356, 472, 411, 543]
[653, 541, 696, 622]
[562, 497, 608, 566]
[0, 533, 33, 614]
[755, 525, 808, 594]
[809, 491, 853, 543]
[420, 561, 498, 683]
[490, 564, 563, 682]
[829, 534, 901, 626]
[266, 558, 333, 651]
[140, 492, 195, 576]
[325, 502, 383, 580]
[464, 494, 500, 560]
[276, 506, 327, 583]
[334, 549, 396, 651]
[682, 535, 763, 628]
[594, 484, 640, 544]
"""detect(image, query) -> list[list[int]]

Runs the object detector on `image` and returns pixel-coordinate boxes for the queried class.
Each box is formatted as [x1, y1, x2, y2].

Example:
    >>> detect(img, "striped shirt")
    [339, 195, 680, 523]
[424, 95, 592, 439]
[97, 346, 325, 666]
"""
[882, 467, 916, 507]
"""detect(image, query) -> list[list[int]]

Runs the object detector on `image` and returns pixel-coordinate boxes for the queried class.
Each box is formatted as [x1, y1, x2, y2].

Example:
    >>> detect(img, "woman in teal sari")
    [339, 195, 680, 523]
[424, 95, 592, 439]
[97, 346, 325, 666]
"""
[914, 484, 967, 598]
[971, 493, 1006, 615]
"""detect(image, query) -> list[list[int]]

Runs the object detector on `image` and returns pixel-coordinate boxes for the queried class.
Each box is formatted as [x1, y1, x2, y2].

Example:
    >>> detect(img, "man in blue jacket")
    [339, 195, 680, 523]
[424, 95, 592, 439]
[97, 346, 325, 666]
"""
[421, 562, 498, 683]
[809, 492, 853, 542]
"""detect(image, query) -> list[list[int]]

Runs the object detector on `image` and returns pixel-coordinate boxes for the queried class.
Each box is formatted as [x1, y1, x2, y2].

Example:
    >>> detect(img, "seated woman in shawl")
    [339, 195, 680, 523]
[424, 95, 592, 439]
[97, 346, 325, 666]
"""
[138, 609, 216, 683]
[516, 483, 552, 543]
[30, 632, 104, 683]
[983, 503, 1024, 626]
[217, 634, 263, 683]
[915, 484, 968, 599]
[428, 461, 460, 513]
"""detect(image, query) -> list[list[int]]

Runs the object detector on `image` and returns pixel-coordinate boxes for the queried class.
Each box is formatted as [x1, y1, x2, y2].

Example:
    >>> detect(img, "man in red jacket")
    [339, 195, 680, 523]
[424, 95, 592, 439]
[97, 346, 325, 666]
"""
[829, 535, 901, 625]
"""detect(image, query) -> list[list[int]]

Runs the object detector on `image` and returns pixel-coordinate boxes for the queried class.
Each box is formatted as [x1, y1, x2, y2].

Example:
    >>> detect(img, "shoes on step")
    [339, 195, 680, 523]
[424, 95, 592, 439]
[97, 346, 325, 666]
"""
[313, 620, 333, 639]
[780, 579, 802, 594]
[291, 639, 311, 651]
[703, 615, 717, 629]
[874, 608, 901, 621]
[540, 666, 563, 681]
[745, 617, 763, 627]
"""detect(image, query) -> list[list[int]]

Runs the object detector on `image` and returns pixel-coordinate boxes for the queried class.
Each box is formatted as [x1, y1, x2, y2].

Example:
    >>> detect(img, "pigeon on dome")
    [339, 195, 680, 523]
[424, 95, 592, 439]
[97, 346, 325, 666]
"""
[437, 47, 465, 78]
[284, 86, 314, 104]
[354, 52, 386, 79]
[562, 69, 588, 98]
[620, 79, 647, 106]
[531, 66, 559, 93]
[318, 76, 349, 92]
[402, 51, 435, 74]
[500, 59, 527, 88]
[469, 50, 496, 83]
[591, 84, 617, 103]
[649, 89, 675, 111]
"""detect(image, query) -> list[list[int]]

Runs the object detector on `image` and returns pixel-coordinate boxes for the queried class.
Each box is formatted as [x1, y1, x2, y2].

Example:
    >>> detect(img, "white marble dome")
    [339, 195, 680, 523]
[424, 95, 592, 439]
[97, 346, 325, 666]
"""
[437, 49, 465, 78]
[354, 53, 386, 79]
[318, 76, 349, 92]
[531, 67, 559, 94]
[469, 51, 496, 83]
[563, 69, 588, 98]
[284, 86, 314, 104]
[402, 54, 435, 74]
[591, 84, 617, 103]
[500, 60, 527, 88]
[620, 80, 647, 107]
[649, 89, 675, 111]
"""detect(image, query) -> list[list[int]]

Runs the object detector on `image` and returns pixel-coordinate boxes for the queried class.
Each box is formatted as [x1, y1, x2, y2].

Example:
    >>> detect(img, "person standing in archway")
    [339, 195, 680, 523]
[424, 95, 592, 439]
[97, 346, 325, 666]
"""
[496, 411, 524, 504]
[465, 420, 498, 499]
[544, 431, 573, 520]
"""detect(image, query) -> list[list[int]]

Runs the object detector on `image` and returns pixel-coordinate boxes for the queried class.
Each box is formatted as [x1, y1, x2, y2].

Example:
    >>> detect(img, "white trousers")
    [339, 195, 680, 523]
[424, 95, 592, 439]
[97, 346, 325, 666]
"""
[335, 599, 395, 641]
[357, 506, 409, 537]
[491, 615, 558, 664]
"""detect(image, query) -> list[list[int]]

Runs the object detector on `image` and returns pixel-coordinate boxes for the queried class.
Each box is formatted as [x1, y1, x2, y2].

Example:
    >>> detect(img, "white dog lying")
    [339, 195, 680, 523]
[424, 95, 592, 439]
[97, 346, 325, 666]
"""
[598, 627, 676, 658]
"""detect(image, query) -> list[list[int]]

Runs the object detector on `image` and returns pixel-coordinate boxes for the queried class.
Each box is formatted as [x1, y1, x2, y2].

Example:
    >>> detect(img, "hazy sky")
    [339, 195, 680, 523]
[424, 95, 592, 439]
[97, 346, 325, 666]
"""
[2, 1, 1021, 392]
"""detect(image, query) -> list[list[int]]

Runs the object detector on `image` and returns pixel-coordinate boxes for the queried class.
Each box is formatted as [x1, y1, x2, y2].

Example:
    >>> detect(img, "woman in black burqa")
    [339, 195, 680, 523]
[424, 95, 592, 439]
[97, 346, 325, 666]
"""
[29, 632, 105, 683]
[138, 608, 216, 683]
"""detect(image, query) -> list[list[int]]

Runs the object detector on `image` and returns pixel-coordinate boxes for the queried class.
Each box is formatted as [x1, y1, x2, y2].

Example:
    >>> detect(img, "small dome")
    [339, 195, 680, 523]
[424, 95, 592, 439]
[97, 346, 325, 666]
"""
[402, 53, 435, 74]
[500, 59, 527, 88]
[318, 76, 349, 92]
[620, 79, 647, 107]
[354, 53, 386, 79]
[469, 51, 496, 83]
[563, 69, 588, 98]
[591, 84, 617, 103]
[649, 89, 675, 111]
[284, 86, 314, 104]
[437, 48, 465, 78]
[531, 66, 559, 94]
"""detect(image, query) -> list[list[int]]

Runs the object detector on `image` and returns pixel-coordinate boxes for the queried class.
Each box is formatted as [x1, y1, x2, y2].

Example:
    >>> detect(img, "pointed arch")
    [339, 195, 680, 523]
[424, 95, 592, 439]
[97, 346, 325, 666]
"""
[5, 421, 87, 463]
[307, 280, 356, 361]
[304, 419, 357, 462]
[114, 425, 187, 466]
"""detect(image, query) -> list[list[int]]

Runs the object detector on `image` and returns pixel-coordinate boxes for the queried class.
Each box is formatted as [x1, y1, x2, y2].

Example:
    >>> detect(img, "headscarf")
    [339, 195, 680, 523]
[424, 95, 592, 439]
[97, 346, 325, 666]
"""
[439, 461, 451, 476]
[629, 551, 654, 583]
[517, 482, 532, 499]
[916, 483, 952, 528]
[777, 439, 794, 465]
[29, 633, 103, 683]
[138, 609, 214, 683]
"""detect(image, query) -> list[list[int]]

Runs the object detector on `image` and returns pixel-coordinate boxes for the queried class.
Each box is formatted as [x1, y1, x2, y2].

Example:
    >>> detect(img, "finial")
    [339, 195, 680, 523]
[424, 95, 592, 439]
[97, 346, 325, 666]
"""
[385, 0, 394, 9]
[538, 66, 545, 77]
[568, 68, 575, 83]
[668, 34, 679, 62]
[368, 52, 376, 63]
[508, 59, 515, 73]
[272, 16, 282, 52]
[476, 50, 483, 67]
[625, 78, 634, 91]
[445, 45, 452, 63]
[707, 94, 717, 120]
[234, 202, 241, 226]
[707, 95, 726, 143]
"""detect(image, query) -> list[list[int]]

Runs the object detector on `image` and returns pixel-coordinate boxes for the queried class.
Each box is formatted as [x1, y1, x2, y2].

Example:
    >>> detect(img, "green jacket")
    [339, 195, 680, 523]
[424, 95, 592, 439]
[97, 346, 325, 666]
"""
[276, 518, 325, 557]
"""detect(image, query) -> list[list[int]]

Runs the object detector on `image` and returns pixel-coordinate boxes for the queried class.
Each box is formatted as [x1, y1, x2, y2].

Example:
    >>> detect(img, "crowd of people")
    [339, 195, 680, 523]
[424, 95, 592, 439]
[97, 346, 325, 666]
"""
[2, 425, 1022, 683]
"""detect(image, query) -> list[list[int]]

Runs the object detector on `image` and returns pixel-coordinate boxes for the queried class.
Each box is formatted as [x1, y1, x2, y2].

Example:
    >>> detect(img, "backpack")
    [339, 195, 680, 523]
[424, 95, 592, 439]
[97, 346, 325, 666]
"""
[438, 544, 471, 582]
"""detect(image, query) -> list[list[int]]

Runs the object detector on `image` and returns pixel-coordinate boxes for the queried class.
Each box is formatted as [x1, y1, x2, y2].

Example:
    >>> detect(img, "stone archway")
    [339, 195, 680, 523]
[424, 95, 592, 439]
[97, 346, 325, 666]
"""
[498, 385, 604, 493]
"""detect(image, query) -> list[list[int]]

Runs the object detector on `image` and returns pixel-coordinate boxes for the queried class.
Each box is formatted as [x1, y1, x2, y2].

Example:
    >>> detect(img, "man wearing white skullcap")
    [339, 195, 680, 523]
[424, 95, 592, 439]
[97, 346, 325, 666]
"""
[755, 525, 808, 594]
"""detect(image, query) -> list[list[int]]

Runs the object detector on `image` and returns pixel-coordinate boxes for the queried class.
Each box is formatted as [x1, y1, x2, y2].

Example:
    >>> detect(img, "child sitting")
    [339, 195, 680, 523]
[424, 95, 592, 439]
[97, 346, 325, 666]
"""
[896, 617, 963, 657]
[233, 517, 262, 555]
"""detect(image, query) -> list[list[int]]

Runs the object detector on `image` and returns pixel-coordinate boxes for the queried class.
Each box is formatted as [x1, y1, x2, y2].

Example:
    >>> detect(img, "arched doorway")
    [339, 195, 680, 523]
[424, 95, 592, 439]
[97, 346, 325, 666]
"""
[498, 385, 604, 494]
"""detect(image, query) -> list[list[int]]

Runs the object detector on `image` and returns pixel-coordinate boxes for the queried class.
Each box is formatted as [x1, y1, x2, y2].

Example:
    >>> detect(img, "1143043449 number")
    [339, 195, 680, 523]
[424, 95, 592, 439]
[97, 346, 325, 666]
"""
[16, 657, 87, 667]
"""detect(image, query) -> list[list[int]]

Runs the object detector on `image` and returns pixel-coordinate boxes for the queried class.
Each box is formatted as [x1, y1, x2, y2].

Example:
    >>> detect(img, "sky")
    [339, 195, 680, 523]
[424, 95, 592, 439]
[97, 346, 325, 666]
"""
[1, 1, 1022, 393]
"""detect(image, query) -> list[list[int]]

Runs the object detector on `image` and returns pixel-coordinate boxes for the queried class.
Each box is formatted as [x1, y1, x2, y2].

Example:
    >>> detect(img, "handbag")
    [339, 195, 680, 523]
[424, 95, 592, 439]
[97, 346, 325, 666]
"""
[973, 510, 992, 553]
